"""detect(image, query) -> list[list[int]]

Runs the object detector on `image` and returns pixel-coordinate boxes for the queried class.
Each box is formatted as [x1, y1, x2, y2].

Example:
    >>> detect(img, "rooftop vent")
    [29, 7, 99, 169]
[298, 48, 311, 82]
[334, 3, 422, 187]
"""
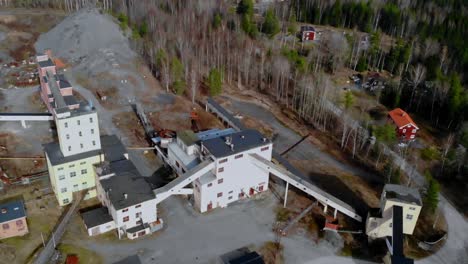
[262, 138, 267, 142]
[241, 135, 245, 139]
[230, 144, 234, 151]
[124, 193, 128, 200]
[1, 208, 7, 214]
[225, 136, 232, 145]
[14, 207, 19, 211]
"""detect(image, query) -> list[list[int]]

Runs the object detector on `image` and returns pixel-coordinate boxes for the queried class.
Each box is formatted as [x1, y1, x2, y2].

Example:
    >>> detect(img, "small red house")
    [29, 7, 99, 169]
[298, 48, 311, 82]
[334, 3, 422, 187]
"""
[388, 108, 419, 141]
[300, 25, 315, 41]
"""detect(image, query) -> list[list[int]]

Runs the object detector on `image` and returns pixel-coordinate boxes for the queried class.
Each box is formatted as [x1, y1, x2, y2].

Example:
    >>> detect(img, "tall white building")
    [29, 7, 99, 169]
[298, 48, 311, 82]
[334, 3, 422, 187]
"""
[366, 184, 422, 238]
[39, 52, 103, 206]
[165, 129, 272, 213]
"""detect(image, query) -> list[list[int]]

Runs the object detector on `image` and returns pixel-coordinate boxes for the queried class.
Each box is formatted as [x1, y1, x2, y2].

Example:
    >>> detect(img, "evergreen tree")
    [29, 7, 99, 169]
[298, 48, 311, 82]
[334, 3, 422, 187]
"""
[237, 0, 254, 16]
[208, 68, 223, 96]
[262, 9, 280, 37]
[424, 172, 440, 213]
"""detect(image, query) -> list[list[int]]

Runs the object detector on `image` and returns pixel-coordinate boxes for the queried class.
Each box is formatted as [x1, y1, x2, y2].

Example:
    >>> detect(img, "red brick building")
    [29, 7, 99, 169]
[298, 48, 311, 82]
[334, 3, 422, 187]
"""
[388, 108, 419, 141]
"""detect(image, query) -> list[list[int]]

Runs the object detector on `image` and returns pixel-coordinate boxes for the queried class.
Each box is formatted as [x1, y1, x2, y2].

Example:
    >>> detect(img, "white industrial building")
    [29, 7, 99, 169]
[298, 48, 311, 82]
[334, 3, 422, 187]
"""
[164, 129, 272, 212]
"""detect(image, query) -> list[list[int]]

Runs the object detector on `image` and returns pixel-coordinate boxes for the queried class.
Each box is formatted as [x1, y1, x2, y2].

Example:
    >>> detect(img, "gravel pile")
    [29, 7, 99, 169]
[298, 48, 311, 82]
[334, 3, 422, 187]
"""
[35, 8, 135, 76]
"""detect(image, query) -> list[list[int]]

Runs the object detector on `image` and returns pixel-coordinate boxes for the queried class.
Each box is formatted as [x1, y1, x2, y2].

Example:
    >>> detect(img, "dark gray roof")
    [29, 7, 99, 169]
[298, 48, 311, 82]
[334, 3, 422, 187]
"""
[101, 135, 128, 162]
[113, 255, 142, 264]
[202, 129, 269, 158]
[384, 184, 422, 205]
[206, 98, 246, 130]
[0, 200, 26, 223]
[59, 78, 72, 89]
[38, 59, 54, 68]
[126, 224, 146, 234]
[100, 169, 155, 210]
[44, 141, 101, 166]
[63, 95, 78, 106]
[81, 207, 113, 228]
[220, 248, 264, 264]
[44, 135, 127, 166]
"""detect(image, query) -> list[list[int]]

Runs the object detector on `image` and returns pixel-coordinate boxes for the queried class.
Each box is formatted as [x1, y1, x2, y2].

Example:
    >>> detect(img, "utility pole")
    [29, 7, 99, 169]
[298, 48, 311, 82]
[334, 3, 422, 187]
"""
[40, 232, 45, 247]
[283, 182, 289, 208]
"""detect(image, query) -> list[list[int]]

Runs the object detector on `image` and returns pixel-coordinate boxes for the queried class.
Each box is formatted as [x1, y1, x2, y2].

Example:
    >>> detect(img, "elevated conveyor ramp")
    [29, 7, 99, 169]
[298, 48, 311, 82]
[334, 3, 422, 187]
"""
[249, 153, 362, 222]
[154, 159, 215, 204]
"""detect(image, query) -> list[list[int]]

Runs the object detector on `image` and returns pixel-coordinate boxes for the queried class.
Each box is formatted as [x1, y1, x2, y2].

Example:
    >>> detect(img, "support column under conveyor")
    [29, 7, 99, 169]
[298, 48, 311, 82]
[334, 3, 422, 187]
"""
[249, 153, 362, 222]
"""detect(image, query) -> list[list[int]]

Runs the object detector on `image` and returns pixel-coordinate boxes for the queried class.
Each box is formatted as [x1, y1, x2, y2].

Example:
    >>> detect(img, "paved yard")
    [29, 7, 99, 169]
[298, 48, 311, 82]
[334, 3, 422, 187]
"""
[76, 193, 373, 264]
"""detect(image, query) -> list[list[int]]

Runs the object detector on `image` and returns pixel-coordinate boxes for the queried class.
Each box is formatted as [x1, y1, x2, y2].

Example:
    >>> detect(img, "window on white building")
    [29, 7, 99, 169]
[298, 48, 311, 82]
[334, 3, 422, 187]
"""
[123, 208, 129, 213]
[135, 204, 141, 208]
[79, 131, 82, 137]
[73, 184, 78, 189]
[64, 122, 68, 128]
[228, 196, 233, 200]
[61, 187, 67, 193]
[218, 167, 224, 173]
[123, 216, 129, 222]
[80, 143, 83, 149]
[218, 178, 223, 184]
[92, 140, 96, 146]
[63, 198, 69, 204]
[228, 190, 233, 194]
[261, 146, 269, 151]
[81, 169, 87, 174]
[389, 223, 392, 227]
[409, 207, 416, 211]
[66, 134, 70, 140]
[217, 192, 223, 197]
[89, 117, 93, 123]
[207, 183, 213, 187]
[57, 167, 64, 171]
[82, 182, 87, 186]
[136, 212, 142, 218]
[70, 172, 76, 177]
[91, 129, 94, 134]
[69, 164, 75, 168]
[68, 146, 72, 151]
[58, 175, 65, 180]
[406, 214, 413, 220]
[219, 158, 228, 164]
[235, 154, 243, 159]
[77, 120, 80, 125]
[80, 161, 86, 165]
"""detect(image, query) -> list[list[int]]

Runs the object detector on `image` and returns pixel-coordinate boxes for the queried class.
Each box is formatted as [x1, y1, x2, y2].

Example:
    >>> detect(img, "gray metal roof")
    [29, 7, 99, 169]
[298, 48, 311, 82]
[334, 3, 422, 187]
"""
[44, 135, 126, 166]
[81, 206, 113, 228]
[44, 142, 101, 166]
[63, 95, 78, 106]
[202, 129, 270, 158]
[384, 184, 422, 205]
[100, 168, 155, 210]
[0, 200, 26, 223]
[38, 59, 54, 68]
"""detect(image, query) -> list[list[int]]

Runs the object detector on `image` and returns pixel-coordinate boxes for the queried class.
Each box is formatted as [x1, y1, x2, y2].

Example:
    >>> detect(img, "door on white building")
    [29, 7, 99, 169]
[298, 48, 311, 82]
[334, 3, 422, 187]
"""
[207, 202, 213, 211]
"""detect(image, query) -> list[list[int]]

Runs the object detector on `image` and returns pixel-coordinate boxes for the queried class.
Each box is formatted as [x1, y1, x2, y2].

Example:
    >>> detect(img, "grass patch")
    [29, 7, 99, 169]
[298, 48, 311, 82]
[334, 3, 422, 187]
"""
[275, 207, 291, 222]
[58, 243, 103, 264]
[259, 241, 284, 264]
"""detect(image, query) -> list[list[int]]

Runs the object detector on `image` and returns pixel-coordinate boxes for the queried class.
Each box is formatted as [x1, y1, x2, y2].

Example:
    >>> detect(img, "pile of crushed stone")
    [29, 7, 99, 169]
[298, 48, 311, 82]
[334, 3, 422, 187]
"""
[35, 8, 135, 76]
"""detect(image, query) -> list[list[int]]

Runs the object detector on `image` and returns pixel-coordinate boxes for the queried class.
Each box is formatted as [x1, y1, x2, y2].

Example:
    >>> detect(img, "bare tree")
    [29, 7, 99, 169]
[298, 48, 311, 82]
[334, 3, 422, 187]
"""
[406, 64, 426, 107]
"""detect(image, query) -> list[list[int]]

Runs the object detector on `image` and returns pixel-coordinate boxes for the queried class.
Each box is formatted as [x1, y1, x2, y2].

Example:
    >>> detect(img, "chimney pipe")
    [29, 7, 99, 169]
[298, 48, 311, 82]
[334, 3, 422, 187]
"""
[124, 193, 128, 200]
[230, 144, 234, 151]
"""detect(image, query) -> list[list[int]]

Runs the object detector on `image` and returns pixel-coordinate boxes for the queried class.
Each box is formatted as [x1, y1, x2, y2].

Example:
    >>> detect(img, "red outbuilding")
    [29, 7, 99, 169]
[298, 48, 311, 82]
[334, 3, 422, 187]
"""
[388, 108, 419, 141]
[300, 25, 315, 41]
